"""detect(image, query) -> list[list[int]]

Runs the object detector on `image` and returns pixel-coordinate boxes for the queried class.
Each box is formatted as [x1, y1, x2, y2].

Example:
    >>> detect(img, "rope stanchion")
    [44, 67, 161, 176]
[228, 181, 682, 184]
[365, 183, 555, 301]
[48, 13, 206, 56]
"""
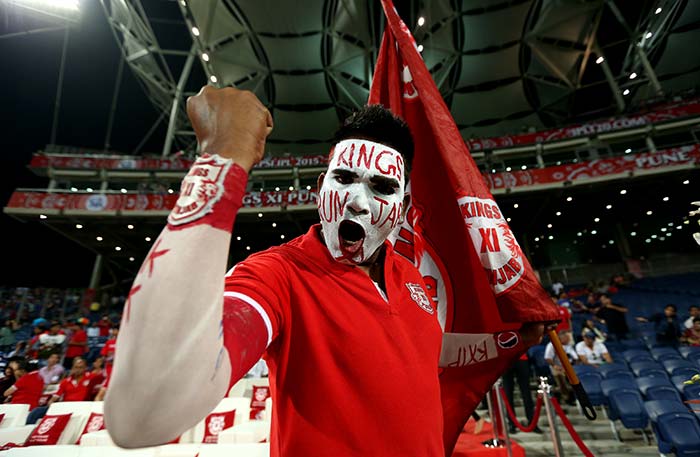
[550, 396, 595, 457]
[498, 386, 543, 433]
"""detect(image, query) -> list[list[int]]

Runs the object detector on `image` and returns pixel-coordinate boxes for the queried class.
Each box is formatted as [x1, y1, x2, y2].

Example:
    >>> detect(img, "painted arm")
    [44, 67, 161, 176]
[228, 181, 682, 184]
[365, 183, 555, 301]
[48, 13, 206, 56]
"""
[104, 86, 273, 448]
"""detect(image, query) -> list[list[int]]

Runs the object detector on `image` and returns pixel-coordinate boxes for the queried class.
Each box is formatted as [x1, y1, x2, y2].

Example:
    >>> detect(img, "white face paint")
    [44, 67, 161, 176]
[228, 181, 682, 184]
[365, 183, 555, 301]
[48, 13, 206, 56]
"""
[317, 138, 406, 264]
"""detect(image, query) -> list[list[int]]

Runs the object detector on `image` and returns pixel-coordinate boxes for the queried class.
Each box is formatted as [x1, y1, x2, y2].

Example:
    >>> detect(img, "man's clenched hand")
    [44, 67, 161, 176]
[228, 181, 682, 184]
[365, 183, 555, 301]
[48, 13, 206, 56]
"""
[187, 86, 273, 172]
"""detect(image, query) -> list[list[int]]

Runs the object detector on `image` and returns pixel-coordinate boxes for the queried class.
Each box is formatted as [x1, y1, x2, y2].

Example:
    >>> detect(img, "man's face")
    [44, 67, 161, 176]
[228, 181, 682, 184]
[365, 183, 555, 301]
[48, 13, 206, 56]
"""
[600, 296, 611, 306]
[665, 306, 676, 317]
[584, 336, 595, 347]
[691, 307, 700, 317]
[560, 332, 571, 345]
[693, 320, 700, 331]
[317, 138, 405, 264]
[50, 325, 60, 335]
[47, 354, 59, 366]
[71, 359, 87, 377]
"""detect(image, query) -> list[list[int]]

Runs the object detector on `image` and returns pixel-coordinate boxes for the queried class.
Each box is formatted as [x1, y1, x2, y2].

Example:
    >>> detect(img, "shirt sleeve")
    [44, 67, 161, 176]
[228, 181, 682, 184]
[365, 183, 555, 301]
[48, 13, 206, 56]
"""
[55, 380, 66, 397]
[224, 251, 291, 346]
[544, 343, 554, 361]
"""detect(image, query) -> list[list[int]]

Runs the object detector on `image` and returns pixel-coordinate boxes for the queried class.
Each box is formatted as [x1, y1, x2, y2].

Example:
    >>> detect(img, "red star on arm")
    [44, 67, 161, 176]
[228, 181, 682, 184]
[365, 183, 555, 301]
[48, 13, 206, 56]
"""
[124, 284, 142, 323]
[139, 239, 171, 278]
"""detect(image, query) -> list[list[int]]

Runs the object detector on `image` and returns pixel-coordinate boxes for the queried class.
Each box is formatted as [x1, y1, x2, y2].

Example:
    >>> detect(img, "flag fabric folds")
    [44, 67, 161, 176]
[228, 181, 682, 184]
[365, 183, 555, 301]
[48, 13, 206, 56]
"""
[369, 1, 560, 453]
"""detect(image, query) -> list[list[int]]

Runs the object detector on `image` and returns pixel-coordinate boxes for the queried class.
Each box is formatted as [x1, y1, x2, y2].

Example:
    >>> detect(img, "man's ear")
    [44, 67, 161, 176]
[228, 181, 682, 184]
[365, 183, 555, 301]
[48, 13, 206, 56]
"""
[317, 172, 325, 191]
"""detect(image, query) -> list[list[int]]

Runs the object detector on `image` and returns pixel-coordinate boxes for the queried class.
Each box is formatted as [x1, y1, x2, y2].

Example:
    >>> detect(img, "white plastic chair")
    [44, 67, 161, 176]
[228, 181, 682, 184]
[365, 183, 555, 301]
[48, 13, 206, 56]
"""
[227, 379, 246, 398]
[217, 421, 270, 444]
[0, 404, 30, 428]
[196, 443, 269, 457]
[152, 443, 202, 457]
[45, 401, 103, 445]
[3, 444, 81, 456]
[180, 397, 250, 444]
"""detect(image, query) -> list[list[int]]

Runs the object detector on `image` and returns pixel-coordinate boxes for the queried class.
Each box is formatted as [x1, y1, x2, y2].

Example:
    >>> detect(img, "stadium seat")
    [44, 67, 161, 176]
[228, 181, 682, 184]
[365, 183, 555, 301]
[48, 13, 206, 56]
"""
[673, 374, 694, 393]
[646, 386, 683, 402]
[603, 371, 635, 382]
[578, 371, 605, 406]
[218, 420, 271, 444]
[196, 443, 270, 457]
[598, 363, 630, 378]
[602, 378, 630, 398]
[629, 360, 662, 377]
[636, 376, 674, 396]
[610, 389, 649, 430]
[0, 404, 30, 428]
[228, 378, 247, 398]
[638, 367, 669, 379]
[621, 339, 647, 350]
[651, 347, 682, 361]
[686, 351, 700, 366]
[680, 346, 700, 359]
[623, 349, 652, 364]
[181, 397, 251, 444]
[573, 364, 596, 376]
[662, 359, 700, 376]
[683, 383, 700, 402]
[644, 400, 688, 421]
[656, 412, 700, 457]
[2, 445, 91, 457]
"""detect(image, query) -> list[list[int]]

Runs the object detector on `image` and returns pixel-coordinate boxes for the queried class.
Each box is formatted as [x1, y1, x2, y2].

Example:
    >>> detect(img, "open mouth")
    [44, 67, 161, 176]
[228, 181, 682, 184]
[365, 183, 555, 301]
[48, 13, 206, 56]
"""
[338, 220, 365, 253]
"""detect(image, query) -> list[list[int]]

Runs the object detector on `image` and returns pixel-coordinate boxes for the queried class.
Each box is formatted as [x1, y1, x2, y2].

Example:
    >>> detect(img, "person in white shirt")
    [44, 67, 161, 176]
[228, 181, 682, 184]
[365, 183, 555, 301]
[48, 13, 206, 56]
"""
[544, 330, 578, 404]
[684, 306, 700, 329]
[552, 281, 565, 296]
[575, 331, 612, 365]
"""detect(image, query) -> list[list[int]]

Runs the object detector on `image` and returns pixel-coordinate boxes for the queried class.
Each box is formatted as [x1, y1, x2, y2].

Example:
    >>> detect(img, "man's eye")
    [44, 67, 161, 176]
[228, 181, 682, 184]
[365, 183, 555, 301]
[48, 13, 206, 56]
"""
[374, 184, 396, 195]
[334, 175, 353, 185]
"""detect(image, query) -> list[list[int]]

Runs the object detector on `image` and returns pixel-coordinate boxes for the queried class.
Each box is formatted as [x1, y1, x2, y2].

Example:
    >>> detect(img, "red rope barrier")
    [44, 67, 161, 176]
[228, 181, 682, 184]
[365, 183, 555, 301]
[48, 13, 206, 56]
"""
[498, 386, 543, 433]
[550, 396, 595, 457]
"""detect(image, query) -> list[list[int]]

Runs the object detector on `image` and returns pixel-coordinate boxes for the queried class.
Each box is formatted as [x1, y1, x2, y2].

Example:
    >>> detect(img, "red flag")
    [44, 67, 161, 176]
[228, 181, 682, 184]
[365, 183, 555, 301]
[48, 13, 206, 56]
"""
[369, 1, 559, 453]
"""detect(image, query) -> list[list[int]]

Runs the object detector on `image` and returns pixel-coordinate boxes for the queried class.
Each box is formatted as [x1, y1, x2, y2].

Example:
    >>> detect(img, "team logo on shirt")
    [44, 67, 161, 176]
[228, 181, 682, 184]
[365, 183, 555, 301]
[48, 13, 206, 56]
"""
[406, 283, 434, 314]
[168, 154, 232, 226]
[496, 331, 519, 350]
[37, 417, 57, 435]
[208, 415, 226, 435]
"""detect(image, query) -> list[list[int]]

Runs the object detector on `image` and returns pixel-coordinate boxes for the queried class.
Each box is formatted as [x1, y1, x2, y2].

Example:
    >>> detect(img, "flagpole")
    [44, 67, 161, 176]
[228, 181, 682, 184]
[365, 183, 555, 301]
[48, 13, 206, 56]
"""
[547, 329, 597, 420]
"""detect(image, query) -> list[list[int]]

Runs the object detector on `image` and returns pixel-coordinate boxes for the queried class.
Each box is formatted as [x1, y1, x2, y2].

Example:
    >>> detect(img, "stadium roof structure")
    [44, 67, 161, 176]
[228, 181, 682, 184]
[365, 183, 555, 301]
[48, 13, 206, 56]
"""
[98, 0, 700, 157]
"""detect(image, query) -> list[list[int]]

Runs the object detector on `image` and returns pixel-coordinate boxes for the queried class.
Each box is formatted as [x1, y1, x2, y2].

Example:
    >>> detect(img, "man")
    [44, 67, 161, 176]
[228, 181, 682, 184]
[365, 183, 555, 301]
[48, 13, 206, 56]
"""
[4, 360, 44, 410]
[503, 353, 541, 434]
[544, 330, 578, 404]
[38, 321, 66, 360]
[575, 331, 612, 365]
[636, 304, 682, 347]
[105, 87, 544, 455]
[38, 352, 64, 385]
[101, 326, 118, 379]
[27, 358, 93, 424]
[595, 294, 629, 341]
[64, 318, 88, 370]
[684, 306, 700, 330]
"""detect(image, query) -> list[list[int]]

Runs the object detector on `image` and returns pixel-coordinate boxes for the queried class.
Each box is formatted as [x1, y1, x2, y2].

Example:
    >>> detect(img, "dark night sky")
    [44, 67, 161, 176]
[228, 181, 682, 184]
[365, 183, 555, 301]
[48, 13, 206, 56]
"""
[0, 1, 166, 287]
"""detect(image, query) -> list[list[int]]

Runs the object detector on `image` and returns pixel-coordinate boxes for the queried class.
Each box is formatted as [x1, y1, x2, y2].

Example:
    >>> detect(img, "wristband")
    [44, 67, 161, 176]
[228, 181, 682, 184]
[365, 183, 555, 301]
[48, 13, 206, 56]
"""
[167, 154, 248, 232]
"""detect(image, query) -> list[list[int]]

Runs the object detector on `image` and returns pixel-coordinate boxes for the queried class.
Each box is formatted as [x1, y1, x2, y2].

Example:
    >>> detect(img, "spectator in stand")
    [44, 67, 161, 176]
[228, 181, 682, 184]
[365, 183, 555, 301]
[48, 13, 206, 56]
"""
[551, 280, 565, 296]
[4, 360, 44, 410]
[7, 341, 27, 358]
[576, 331, 612, 365]
[89, 356, 106, 399]
[101, 326, 118, 378]
[637, 304, 683, 347]
[0, 320, 16, 352]
[27, 324, 46, 360]
[0, 361, 19, 402]
[38, 352, 64, 385]
[545, 330, 578, 405]
[595, 294, 629, 341]
[557, 292, 572, 308]
[581, 319, 607, 343]
[97, 316, 112, 337]
[38, 321, 66, 361]
[503, 353, 541, 434]
[64, 318, 89, 370]
[682, 318, 700, 346]
[585, 293, 600, 311]
[684, 306, 700, 330]
[26, 357, 94, 424]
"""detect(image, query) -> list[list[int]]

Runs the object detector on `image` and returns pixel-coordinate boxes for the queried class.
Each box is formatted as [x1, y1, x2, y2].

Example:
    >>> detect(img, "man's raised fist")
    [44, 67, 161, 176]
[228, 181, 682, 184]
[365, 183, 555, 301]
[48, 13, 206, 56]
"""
[186, 85, 273, 172]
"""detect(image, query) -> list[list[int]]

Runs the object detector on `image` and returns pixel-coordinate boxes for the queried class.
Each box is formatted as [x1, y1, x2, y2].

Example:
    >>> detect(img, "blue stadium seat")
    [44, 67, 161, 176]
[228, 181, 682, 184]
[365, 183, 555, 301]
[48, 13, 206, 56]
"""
[574, 364, 596, 376]
[623, 349, 652, 364]
[656, 413, 700, 457]
[645, 400, 688, 421]
[646, 386, 683, 403]
[604, 371, 635, 382]
[609, 389, 649, 430]
[686, 351, 700, 366]
[638, 367, 669, 379]
[672, 374, 694, 393]
[630, 360, 662, 377]
[598, 362, 629, 377]
[621, 339, 647, 350]
[680, 346, 700, 359]
[652, 347, 682, 361]
[663, 359, 700, 376]
[579, 371, 605, 406]
[683, 383, 700, 402]
[602, 378, 631, 397]
[637, 376, 674, 396]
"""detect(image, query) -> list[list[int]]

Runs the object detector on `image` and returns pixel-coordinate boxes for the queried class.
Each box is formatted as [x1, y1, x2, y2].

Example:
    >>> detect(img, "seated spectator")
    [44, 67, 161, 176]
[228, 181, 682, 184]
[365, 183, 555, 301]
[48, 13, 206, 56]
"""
[557, 292, 572, 308]
[0, 320, 16, 352]
[575, 331, 612, 365]
[0, 361, 18, 402]
[544, 330, 578, 405]
[4, 360, 44, 410]
[64, 318, 88, 370]
[27, 324, 46, 360]
[101, 326, 118, 378]
[26, 357, 94, 424]
[38, 321, 66, 361]
[682, 318, 700, 346]
[581, 319, 607, 343]
[554, 297, 572, 333]
[684, 306, 700, 330]
[636, 304, 683, 347]
[595, 294, 629, 341]
[7, 341, 27, 358]
[38, 352, 64, 385]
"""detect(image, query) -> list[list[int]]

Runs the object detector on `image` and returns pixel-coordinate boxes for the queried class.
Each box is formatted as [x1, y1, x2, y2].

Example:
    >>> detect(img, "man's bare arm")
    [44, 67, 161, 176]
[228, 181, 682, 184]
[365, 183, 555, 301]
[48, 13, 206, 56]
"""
[104, 87, 273, 448]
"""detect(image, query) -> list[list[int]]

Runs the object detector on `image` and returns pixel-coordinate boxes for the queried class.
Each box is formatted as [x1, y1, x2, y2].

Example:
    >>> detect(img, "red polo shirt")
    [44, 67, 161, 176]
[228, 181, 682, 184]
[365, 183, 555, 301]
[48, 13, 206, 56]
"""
[56, 373, 93, 402]
[65, 329, 87, 358]
[224, 225, 444, 457]
[11, 371, 44, 409]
